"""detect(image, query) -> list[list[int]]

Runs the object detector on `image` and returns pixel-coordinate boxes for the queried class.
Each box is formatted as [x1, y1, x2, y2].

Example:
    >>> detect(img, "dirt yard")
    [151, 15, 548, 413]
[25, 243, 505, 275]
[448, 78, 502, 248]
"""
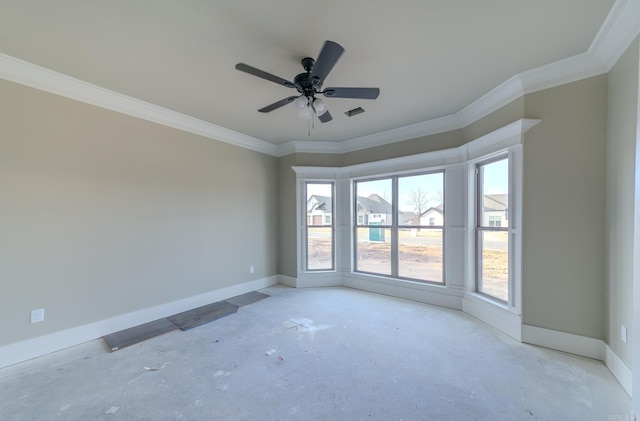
[307, 235, 508, 301]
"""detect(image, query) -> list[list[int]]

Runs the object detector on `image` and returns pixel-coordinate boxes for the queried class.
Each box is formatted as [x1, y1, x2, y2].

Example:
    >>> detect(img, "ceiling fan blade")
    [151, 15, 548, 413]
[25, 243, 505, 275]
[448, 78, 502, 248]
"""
[258, 96, 298, 113]
[318, 110, 332, 123]
[322, 87, 380, 99]
[235, 63, 295, 88]
[310, 41, 344, 86]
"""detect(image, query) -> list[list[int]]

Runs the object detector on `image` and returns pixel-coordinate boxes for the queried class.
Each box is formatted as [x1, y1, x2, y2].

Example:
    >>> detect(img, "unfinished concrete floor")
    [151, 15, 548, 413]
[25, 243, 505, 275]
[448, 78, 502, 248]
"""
[0, 285, 631, 420]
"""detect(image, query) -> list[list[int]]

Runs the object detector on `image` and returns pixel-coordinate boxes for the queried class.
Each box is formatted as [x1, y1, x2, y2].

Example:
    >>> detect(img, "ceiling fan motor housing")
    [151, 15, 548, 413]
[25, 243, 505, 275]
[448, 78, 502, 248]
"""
[293, 72, 318, 97]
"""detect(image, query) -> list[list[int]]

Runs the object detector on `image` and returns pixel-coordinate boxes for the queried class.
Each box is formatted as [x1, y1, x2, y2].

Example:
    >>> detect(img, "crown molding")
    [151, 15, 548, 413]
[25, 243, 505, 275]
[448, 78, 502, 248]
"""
[0, 53, 278, 156]
[279, 113, 464, 156]
[589, 0, 640, 71]
[342, 113, 463, 154]
[518, 51, 607, 95]
[277, 140, 343, 156]
[456, 75, 524, 128]
[0, 0, 637, 158]
[291, 118, 541, 179]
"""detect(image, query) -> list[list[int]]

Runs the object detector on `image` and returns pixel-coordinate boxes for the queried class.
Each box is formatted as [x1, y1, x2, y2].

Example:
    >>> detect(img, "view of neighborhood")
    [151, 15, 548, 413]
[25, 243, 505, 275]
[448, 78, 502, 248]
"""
[305, 175, 508, 300]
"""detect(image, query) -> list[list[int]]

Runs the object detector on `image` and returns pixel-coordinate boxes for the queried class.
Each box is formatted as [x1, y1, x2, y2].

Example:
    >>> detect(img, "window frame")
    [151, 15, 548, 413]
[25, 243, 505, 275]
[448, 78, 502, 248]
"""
[466, 146, 522, 316]
[352, 170, 445, 284]
[305, 181, 335, 272]
[475, 155, 510, 303]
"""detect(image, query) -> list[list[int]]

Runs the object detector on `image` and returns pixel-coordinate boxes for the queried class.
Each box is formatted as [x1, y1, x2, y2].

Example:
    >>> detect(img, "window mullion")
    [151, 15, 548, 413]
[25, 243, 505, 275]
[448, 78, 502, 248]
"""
[391, 177, 399, 277]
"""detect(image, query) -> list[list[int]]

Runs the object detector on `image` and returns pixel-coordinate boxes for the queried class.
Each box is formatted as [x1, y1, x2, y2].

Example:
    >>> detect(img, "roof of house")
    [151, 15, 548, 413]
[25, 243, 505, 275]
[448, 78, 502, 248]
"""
[421, 204, 444, 216]
[307, 195, 331, 212]
[357, 194, 392, 214]
[483, 194, 508, 212]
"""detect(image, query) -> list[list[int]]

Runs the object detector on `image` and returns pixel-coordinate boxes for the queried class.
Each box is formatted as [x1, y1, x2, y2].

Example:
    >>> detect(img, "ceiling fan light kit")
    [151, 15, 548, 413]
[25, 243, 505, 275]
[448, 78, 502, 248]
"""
[295, 96, 328, 119]
[235, 40, 380, 127]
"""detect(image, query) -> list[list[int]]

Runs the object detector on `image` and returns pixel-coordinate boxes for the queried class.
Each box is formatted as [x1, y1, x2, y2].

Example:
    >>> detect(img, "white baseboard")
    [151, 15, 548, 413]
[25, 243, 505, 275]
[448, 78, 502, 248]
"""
[522, 324, 632, 397]
[277, 274, 297, 287]
[521, 324, 603, 359]
[343, 274, 463, 310]
[463, 293, 522, 341]
[0, 276, 278, 369]
[4, 274, 633, 398]
[295, 272, 342, 288]
[604, 343, 632, 396]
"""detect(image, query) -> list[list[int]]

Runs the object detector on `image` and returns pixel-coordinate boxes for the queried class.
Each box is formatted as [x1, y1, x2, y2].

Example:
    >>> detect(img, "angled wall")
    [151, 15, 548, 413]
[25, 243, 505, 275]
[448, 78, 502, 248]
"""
[522, 75, 608, 339]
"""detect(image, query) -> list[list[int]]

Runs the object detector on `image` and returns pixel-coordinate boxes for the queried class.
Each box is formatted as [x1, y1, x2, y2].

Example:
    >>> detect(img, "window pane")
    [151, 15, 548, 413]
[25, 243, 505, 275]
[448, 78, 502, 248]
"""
[355, 179, 392, 226]
[307, 183, 333, 226]
[478, 229, 509, 302]
[398, 228, 443, 283]
[306, 183, 333, 271]
[398, 173, 443, 226]
[355, 227, 391, 275]
[479, 159, 508, 228]
[307, 227, 333, 270]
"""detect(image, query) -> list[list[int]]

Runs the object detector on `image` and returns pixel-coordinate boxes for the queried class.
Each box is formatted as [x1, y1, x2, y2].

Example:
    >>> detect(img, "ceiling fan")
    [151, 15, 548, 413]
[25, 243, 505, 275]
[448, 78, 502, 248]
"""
[235, 41, 380, 123]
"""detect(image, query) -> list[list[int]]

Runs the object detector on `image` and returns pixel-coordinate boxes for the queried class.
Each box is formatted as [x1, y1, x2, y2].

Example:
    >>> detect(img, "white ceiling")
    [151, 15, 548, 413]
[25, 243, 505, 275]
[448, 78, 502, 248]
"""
[0, 1, 633, 152]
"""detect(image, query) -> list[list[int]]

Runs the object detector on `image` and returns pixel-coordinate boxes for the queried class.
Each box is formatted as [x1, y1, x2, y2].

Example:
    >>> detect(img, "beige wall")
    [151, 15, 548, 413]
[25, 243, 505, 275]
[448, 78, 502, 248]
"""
[522, 75, 608, 339]
[605, 38, 639, 367]
[462, 97, 525, 143]
[339, 129, 463, 166]
[0, 79, 279, 346]
[277, 154, 298, 277]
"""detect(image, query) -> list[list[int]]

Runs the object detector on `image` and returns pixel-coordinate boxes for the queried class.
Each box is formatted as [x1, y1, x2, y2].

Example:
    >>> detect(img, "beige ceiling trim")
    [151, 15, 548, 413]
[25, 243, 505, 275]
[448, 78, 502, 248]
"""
[0, 0, 637, 158]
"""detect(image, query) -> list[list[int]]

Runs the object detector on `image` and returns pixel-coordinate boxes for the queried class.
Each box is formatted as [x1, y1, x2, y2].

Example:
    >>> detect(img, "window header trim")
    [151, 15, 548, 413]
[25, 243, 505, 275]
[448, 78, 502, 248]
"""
[292, 119, 540, 180]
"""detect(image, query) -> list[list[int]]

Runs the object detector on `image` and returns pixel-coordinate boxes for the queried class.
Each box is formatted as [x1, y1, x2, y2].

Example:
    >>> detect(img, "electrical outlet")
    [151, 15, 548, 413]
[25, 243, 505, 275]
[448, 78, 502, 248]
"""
[621, 325, 627, 344]
[249, 265, 255, 274]
[30, 308, 45, 324]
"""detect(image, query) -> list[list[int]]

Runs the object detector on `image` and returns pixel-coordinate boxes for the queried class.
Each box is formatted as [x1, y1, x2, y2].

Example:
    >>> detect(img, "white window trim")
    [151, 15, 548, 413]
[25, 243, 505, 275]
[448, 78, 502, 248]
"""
[292, 118, 539, 339]
[304, 181, 336, 272]
[352, 171, 445, 284]
[464, 146, 523, 314]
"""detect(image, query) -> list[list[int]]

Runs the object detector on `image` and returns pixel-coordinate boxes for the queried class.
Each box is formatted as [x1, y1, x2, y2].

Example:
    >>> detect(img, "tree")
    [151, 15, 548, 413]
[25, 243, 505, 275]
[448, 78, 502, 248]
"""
[408, 188, 429, 225]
